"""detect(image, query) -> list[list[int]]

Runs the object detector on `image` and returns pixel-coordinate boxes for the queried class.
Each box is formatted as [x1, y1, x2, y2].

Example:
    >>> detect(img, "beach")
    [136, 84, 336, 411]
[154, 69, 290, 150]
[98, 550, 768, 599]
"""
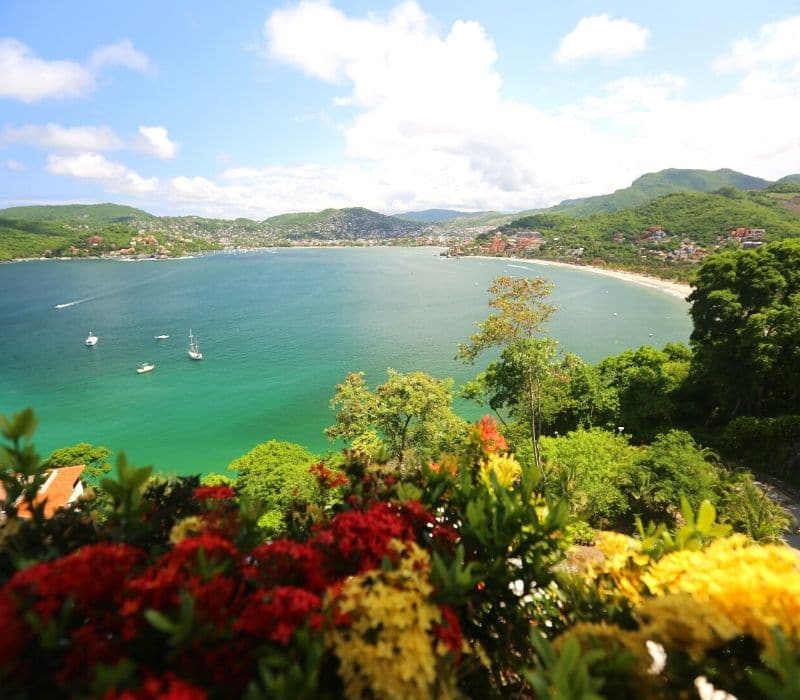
[472, 255, 693, 300]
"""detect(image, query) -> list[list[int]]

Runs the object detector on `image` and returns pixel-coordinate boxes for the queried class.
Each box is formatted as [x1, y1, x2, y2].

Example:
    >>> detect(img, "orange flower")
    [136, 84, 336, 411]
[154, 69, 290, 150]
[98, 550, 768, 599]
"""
[476, 416, 507, 454]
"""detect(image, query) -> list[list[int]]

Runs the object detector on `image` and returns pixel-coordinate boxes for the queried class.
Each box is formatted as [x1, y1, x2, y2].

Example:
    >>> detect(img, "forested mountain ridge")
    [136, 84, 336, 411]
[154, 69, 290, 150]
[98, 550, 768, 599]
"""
[2, 168, 799, 261]
[529, 168, 772, 218]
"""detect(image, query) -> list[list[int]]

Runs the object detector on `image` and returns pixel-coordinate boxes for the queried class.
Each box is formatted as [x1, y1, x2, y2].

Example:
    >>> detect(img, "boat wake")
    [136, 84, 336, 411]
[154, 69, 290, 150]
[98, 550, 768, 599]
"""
[54, 297, 93, 309]
[507, 264, 533, 271]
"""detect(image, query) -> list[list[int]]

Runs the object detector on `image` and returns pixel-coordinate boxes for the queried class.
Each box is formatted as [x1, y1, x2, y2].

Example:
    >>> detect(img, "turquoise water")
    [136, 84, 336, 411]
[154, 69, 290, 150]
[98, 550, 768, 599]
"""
[0, 248, 691, 474]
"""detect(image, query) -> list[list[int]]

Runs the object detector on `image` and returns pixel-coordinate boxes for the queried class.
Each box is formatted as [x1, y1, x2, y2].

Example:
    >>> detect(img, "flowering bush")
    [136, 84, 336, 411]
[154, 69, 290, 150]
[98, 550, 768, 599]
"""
[2, 409, 800, 698]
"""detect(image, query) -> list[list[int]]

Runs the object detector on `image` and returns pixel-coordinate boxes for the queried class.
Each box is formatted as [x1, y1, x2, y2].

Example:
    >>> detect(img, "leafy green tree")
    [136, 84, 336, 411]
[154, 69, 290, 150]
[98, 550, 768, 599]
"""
[540, 353, 619, 435]
[326, 369, 466, 464]
[41, 442, 112, 483]
[597, 344, 690, 442]
[228, 440, 319, 535]
[458, 275, 556, 467]
[631, 430, 721, 524]
[689, 239, 800, 420]
[539, 428, 637, 529]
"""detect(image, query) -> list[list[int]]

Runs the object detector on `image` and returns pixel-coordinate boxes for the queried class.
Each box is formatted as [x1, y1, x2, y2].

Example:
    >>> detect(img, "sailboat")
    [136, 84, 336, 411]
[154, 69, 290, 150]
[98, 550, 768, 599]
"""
[187, 329, 203, 360]
[85, 331, 99, 346]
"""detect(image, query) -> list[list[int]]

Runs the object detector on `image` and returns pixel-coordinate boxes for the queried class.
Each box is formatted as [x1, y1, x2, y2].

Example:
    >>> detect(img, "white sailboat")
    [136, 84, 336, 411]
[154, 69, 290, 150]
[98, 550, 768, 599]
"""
[85, 331, 99, 346]
[187, 329, 203, 360]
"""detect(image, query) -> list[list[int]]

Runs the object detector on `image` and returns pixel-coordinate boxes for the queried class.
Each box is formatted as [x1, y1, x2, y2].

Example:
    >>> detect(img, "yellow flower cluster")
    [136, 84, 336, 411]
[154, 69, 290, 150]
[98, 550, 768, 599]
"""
[169, 515, 205, 544]
[586, 531, 651, 605]
[326, 540, 458, 700]
[636, 594, 741, 660]
[641, 535, 800, 647]
[479, 452, 522, 490]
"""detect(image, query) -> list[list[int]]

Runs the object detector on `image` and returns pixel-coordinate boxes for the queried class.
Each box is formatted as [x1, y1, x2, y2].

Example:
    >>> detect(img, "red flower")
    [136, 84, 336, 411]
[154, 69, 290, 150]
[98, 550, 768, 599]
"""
[433, 605, 464, 660]
[235, 586, 322, 645]
[122, 535, 244, 638]
[104, 673, 207, 700]
[309, 461, 349, 489]
[247, 539, 327, 593]
[193, 485, 235, 501]
[5, 543, 144, 625]
[476, 416, 507, 454]
[313, 501, 416, 575]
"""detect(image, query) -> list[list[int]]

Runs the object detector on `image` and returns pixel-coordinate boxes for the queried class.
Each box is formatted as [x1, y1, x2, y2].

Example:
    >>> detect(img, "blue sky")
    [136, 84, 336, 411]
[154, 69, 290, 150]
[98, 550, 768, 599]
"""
[1, 0, 799, 218]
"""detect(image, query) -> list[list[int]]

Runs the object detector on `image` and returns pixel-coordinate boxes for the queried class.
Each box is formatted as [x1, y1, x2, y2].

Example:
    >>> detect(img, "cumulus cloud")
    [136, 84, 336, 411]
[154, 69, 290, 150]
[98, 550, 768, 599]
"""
[89, 38, 153, 73]
[47, 153, 158, 194]
[134, 126, 178, 159]
[554, 14, 649, 65]
[0, 37, 152, 102]
[2, 123, 123, 151]
[714, 16, 800, 72]
[33, 5, 800, 218]
[0, 38, 93, 102]
[4, 159, 25, 172]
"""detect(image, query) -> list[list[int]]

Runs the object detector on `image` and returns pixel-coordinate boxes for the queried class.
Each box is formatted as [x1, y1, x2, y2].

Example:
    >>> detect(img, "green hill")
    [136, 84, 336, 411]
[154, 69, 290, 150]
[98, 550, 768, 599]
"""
[0, 202, 155, 225]
[536, 168, 771, 218]
[394, 209, 491, 223]
[263, 207, 425, 239]
[497, 189, 800, 281]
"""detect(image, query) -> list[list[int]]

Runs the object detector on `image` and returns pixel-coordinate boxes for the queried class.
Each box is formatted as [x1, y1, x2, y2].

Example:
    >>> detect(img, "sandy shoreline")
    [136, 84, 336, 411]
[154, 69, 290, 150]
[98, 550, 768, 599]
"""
[469, 255, 693, 300]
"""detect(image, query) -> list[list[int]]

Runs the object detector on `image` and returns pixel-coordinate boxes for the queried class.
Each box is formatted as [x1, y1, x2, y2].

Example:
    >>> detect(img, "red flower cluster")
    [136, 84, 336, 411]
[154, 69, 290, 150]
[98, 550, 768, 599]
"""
[193, 485, 235, 501]
[309, 461, 349, 489]
[433, 605, 464, 659]
[476, 415, 508, 454]
[236, 586, 323, 644]
[0, 491, 464, 697]
[104, 673, 207, 700]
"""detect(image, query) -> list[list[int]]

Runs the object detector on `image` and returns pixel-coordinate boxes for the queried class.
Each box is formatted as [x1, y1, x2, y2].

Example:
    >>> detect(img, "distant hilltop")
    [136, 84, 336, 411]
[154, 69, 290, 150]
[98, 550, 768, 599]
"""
[1, 167, 799, 262]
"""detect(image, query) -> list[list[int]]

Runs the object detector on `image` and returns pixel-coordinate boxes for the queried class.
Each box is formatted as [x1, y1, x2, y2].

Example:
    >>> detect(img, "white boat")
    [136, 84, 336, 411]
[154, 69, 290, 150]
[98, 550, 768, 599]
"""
[154, 334, 170, 340]
[85, 331, 99, 346]
[137, 362, 155, 374]
[187, 329, 203, 360]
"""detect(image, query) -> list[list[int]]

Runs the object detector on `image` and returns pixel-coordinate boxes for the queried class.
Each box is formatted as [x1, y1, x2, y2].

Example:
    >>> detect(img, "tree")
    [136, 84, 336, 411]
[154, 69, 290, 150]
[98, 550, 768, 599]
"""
[326, 369, 467, 464]
[228, 440, 319, 535]
[539, 428, 636, 529]
[458, 275, 556, 467]
[688, 239, 800, 419]
[596, 344, 690, 442]
[41, 442, 112, 483]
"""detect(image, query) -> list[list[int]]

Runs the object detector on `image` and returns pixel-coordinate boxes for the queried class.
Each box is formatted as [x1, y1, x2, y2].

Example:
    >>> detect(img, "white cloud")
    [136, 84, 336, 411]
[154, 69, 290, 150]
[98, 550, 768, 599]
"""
[135, 126, 178, 159]
[89, 39, 152, 74]
[714, 16, 800, 72]
[2, 123, 123, 151]
[4, 159, 25, 172]
[47, 153, 158, 194]
[0, 38, 93, 102]
[554, 14, 649, 65]
[32, 5, 800, 219]
[0, 37, 152, 102]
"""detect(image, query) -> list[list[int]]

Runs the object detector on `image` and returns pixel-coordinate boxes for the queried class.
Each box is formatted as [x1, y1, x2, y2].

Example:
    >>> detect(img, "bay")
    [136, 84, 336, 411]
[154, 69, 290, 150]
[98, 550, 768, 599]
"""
[0, 247, 691, 474]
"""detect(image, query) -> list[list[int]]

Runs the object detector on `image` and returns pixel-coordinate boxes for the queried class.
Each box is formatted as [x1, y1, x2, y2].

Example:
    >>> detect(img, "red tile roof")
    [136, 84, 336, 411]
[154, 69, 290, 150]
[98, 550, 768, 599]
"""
[16, 465, 85, 518]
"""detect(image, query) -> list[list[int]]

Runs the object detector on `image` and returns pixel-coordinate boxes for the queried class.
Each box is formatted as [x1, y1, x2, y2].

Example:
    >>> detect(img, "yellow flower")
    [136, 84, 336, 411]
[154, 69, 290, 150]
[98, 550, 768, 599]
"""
[168, 515, 205, 544]
[641, 536, 800, 647]
[326, 540, 459, 700]
[479, 453, 522, 490]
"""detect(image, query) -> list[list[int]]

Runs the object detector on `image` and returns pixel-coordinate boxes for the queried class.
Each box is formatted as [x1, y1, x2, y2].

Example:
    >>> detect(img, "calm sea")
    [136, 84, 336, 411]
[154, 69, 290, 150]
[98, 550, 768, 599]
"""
[0, 248, 691, 474]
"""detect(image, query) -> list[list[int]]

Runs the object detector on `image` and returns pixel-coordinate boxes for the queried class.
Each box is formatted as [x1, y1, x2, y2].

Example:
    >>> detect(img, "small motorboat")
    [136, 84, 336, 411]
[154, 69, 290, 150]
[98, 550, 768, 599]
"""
[154, 334, 170, 340]
[137, 362, 155, 374]
[85, 331, 99, 346]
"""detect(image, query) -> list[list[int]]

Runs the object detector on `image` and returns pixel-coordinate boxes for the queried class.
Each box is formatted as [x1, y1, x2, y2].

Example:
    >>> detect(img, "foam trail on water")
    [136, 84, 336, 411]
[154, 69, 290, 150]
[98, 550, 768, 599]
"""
[54, 297, 93, 309]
